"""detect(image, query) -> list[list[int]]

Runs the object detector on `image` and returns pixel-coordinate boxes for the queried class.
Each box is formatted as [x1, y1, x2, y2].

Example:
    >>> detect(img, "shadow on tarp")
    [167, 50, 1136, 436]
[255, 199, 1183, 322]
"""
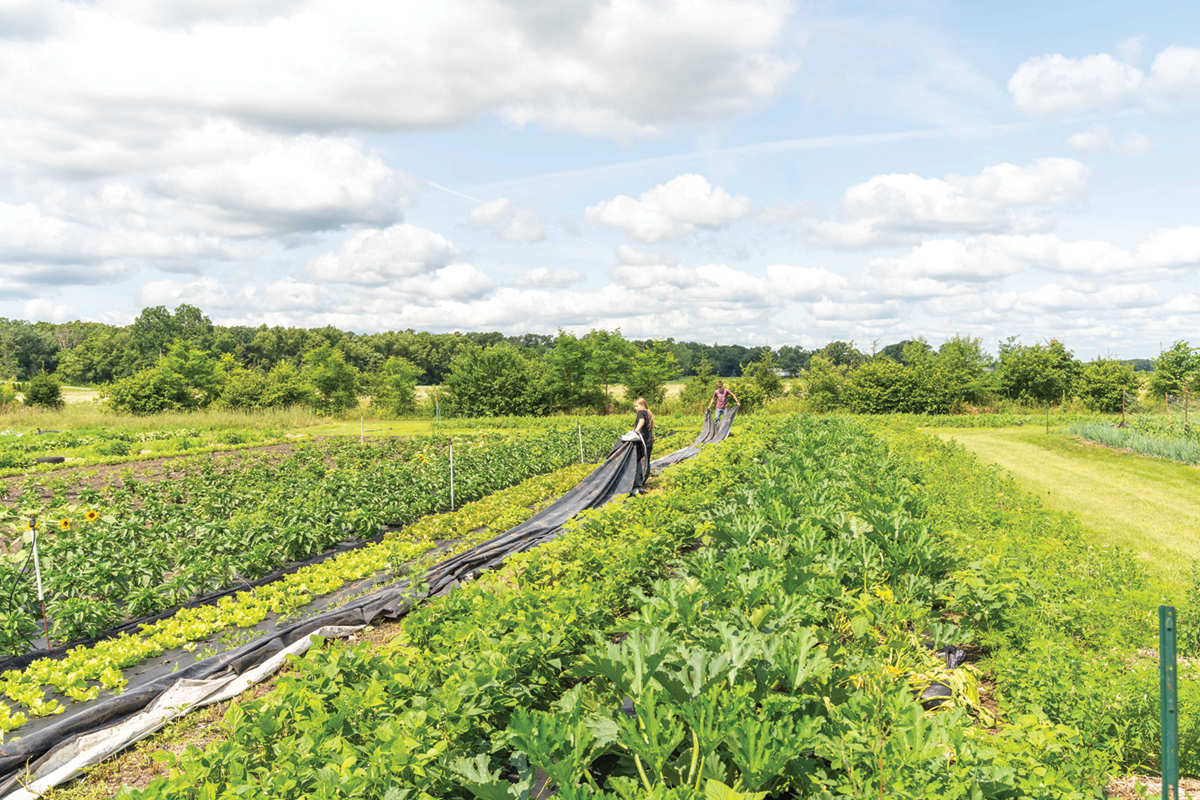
[0, 420, 736, 796]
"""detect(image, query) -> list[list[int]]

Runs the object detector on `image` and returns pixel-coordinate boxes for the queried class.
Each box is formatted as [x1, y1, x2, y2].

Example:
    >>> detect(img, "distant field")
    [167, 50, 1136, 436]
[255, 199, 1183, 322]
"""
[926, 426, 1200, 600]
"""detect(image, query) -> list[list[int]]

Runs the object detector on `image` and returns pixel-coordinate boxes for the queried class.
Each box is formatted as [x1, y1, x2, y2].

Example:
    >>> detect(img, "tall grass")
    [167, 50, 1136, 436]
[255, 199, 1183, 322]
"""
[0, 403, 325, 433]
[1070, 422, 1200, 465]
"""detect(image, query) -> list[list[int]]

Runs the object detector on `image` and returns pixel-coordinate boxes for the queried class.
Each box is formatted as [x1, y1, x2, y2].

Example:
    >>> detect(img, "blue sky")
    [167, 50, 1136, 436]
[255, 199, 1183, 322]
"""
[1, 0, 1198, 358]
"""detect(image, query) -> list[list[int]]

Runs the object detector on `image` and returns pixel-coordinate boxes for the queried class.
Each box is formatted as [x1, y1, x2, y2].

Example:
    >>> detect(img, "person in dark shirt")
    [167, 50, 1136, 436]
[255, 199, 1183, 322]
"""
[708, 380, 738, 424]
[633, 397, 655, 483]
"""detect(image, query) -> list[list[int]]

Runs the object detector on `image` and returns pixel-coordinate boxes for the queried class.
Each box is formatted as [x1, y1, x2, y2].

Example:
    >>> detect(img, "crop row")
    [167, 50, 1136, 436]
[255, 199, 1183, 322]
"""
[0, 427, 281, 471]
[1070, 418, 1200, 464]
[0, 451, 638, 733]
[119, 416, 1159, 799]
[0, 420, 631, 654]
[114, 414, 770, 799]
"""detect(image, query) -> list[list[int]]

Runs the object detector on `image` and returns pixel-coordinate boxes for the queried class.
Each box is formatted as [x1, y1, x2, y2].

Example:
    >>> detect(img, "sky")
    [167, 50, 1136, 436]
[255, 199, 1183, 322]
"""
[1, 0, 1198, 359]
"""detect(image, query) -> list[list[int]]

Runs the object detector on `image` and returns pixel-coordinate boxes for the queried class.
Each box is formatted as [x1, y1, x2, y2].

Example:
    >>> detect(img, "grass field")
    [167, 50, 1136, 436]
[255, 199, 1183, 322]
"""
[926, 426, 1200, 601]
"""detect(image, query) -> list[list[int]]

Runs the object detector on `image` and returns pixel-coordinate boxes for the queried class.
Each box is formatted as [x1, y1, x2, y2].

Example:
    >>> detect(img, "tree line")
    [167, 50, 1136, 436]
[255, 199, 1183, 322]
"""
[0, 305, 788, 386]
[0, 304, 1178, 417]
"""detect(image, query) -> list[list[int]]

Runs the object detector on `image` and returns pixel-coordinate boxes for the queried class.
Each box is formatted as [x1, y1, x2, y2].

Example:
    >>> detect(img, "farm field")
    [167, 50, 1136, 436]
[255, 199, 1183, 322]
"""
[0, 418, 675, 743]
[21, 415, 1183, 799]
[925, 425, 1200, 600]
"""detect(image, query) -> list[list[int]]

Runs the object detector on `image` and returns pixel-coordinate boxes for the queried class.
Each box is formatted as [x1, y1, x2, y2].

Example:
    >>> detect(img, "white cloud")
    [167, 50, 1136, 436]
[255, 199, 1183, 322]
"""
[516, 268, 586, 288]
[585, 174, 752, 242]
[468, 198, 547, 243]
[1067, 125, 1152, 156]
[615, 245, 680, 266]
[1136, 226, 1200, 269]
[1015, 282, 1160, 312]
[308, 223, 461, 285]
[1008, 53, 1144, 116]
[756, 200, 814, 225]
[1147, 45, 1200, 102]
[610, 264, 698, 289]
[865, 226, 1200, 287]
[765, 264, 845, 299]
[1009, 45, 1200, 116]
[398, 263, 495, 300]
[22, 298, 74, 322]
[802, 158, 1089, 247]
[154, 124, 413, 234]
[0, 0, 796, 140]
[1116, 36, 1145, 64]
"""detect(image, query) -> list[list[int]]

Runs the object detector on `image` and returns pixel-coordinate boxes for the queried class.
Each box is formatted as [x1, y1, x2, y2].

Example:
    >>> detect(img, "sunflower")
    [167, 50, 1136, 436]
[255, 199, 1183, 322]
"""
[59, 518, 71, 531]
[85, 510, 99, 522]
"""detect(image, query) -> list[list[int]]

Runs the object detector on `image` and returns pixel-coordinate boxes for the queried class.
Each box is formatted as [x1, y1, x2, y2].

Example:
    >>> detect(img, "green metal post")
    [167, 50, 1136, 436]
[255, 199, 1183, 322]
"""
[1161, 605, 1179, 799]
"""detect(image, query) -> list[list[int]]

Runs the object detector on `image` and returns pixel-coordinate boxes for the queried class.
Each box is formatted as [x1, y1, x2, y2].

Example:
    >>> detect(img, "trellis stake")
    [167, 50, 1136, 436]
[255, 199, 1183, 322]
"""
[30, 517, 47, 649]
[1161, 605, 1179, 799]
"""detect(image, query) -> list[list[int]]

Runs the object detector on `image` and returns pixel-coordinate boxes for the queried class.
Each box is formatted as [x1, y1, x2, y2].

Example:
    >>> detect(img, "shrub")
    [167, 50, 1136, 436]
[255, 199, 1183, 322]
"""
[216, 368, 269, 410]
[445, 345, 551, 417]
[23, 373, 64, 409]
[803, 354, 847, 412]
[105, 367, 194, 413]
[373, 356, 422, 417]
[95, 439, 132, 457]
[678, 355, 717, 412]
[1077, 358, 1139, 412]
[302, 344, 359, 414]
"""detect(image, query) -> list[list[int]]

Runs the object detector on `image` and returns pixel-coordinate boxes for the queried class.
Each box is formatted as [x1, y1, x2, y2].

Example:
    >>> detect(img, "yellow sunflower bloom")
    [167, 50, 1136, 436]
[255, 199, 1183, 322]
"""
[59, 518, 71, 531]
[85, 510, 99, 522]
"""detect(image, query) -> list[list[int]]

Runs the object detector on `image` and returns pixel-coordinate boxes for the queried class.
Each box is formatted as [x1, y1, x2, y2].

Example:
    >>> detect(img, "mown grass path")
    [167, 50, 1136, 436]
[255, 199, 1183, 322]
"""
[924, 426, 1200, 601]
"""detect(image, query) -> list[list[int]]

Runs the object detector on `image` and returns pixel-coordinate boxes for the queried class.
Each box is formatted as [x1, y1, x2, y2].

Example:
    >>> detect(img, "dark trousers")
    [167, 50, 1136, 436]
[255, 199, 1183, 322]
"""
[642, 438, 654, 482]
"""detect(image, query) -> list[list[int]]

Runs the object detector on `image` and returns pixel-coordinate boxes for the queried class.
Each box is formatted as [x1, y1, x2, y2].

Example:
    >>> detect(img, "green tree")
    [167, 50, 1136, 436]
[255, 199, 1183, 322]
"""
[937, 335, 996, 405]
[160, 342, 223, 407]
[374, 356, 422, 416]
[215, 366, 269, 410]
[815, 340, 864, 368]
[803, 354, 847, 412]
[106, 367, 195, 413]
[844, 353, 955, 414]
[745, 349, 784, 399]
[996, 338, 1079, 404]
[0, 383, 17, 410]
[625, 340, 680, 406]
[1078, 358, 1140, 412]
[261, 361, 312, 407]
[302, 344, 360, 414]
[584, 330, 635, 402]
[23, 372, 63, 409]
[679, 354, 718, 411]
[1149, 341, 1198, 398]
[444, 345, 550, 417]
[545, 331, 604, 411]
[844, 358, 907, 413]
[776, 345, 810, 377]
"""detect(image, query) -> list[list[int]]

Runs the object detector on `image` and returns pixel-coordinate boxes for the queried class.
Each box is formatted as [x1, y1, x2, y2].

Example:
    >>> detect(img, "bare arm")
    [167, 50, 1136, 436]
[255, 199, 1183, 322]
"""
[634, 417, 645, 433]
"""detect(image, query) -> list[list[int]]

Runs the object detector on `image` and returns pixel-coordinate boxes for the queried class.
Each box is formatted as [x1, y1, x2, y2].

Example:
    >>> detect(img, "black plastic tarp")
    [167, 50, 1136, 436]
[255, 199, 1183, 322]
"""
[650, 407, 738, 470]
[0, 437, 650, 792]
